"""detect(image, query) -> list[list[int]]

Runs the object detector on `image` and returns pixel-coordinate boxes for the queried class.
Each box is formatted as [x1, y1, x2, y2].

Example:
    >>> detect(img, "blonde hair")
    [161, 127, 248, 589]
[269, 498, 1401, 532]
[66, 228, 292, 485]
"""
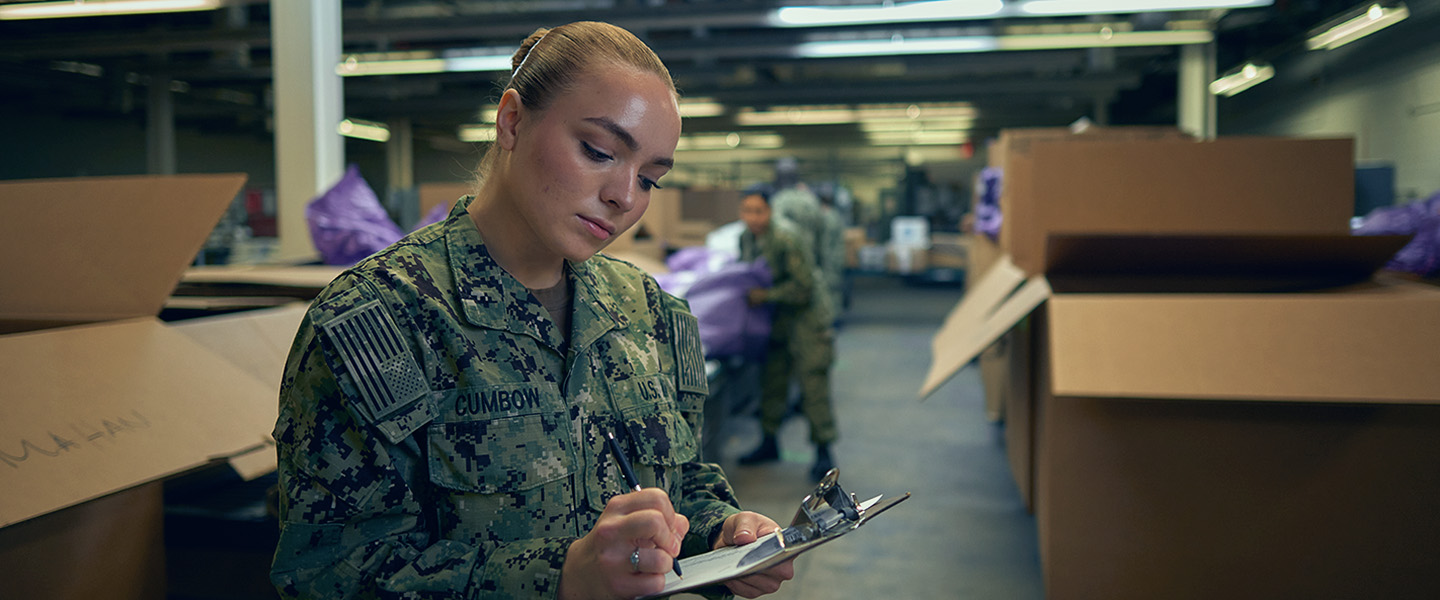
[471, 21, 676, 184]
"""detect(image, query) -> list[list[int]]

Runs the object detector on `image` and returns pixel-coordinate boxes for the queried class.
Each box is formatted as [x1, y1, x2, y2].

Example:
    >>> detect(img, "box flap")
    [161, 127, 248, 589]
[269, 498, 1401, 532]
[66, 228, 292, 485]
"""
[0, 174, 248, 327]
[1005, 137, 1353, 275]
[0, 317, 278, 527]
[170, 303, 308, 394]
[921, 256, 1051, 398]
[170, 304, 307, 480]
[1045, 234, 1412, 293]
[180, 264, 345, 291]
[1047, 281, 1440, 403]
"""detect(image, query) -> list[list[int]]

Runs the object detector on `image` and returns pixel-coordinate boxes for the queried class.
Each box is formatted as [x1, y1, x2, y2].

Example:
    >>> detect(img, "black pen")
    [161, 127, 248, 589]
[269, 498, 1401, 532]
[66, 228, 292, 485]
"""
[605, 430, 683, 579]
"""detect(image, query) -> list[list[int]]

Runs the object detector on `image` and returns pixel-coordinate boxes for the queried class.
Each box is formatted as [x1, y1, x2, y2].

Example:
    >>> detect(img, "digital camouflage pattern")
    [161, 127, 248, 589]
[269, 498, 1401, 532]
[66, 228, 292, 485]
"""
[739, 222, 838, 445]
[272, 196, 742, 599]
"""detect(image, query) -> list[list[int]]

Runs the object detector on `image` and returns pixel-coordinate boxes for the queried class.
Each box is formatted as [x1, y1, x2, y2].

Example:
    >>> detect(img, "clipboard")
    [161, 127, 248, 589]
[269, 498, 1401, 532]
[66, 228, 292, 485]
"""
[643, 469, 910, 598]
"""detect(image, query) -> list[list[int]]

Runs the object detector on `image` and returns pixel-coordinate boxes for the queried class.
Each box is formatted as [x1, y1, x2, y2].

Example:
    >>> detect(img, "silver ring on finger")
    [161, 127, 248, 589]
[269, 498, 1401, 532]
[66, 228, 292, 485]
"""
[630, 548, 642, 573]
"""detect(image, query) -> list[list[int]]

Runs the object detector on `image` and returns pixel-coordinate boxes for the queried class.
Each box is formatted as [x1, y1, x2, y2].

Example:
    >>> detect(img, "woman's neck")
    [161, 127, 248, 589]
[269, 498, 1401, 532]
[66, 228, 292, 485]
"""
[467, 182, 566, 289]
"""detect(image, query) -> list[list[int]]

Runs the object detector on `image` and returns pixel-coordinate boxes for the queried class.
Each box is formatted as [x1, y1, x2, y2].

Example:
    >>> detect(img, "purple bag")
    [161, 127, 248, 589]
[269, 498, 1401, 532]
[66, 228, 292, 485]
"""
[306, 165, 405, 265]
[413, 199, 453, 231]
[685, 257, 774, 360]
[654, 246, 773, 360]
[974, 166, 1003, 241]
[1353, 192, 1440, 277]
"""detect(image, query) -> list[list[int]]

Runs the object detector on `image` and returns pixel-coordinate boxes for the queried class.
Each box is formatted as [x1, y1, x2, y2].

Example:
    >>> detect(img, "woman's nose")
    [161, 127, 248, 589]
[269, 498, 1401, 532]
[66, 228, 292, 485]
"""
[601, 169, 638, 212]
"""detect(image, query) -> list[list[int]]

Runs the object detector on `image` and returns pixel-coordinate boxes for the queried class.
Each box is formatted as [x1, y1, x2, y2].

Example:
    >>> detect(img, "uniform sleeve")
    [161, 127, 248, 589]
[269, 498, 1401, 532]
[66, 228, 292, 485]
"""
[660, 293, 743, 558]
[270, 283, 575, 600]
[757, 234, 816, 308]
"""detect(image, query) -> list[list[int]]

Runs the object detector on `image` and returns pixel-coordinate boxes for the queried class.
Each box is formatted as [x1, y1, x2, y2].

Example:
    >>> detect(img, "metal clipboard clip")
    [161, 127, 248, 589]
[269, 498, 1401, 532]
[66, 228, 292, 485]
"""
[737, 468, 910, 567]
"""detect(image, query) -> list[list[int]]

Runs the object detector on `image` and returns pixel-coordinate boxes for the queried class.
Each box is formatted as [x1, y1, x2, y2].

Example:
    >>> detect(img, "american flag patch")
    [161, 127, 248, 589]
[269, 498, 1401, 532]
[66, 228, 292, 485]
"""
[321, 300, 428, 422]
[672, 310, 707, 395]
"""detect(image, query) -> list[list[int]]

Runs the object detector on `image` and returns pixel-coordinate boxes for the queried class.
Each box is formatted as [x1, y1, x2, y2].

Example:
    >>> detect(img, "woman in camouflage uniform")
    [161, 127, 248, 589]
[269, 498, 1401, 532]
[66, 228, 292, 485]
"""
[272, 21, 792, 600]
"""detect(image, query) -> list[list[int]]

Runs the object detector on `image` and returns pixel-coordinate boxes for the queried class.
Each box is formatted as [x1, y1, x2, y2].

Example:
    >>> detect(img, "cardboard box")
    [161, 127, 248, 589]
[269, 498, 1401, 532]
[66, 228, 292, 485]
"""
[417, 181, 472, 220]
[923, 234, 1440, 598]
[843, 227, 867, 269]
[678, 187, 742, 226]
[999, 136, 1354, 276]
[0, 174, 287, 598]
[886, 243, 928, 274]
[927, 232, 969, 270]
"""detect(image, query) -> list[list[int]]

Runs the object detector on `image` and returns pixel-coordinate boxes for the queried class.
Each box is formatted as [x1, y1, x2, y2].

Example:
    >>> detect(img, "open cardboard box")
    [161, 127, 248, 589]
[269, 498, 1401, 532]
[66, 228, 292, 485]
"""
[925, 133, 1440, 598]
[922, 235, 1440, 598]
[0, 174, 300, 599]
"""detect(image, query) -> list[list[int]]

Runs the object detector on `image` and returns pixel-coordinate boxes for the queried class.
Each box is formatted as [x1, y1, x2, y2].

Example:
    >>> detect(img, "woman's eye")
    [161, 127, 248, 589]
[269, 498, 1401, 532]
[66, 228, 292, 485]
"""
[639, 176, 663, 192]
[581, 141, 612, 162]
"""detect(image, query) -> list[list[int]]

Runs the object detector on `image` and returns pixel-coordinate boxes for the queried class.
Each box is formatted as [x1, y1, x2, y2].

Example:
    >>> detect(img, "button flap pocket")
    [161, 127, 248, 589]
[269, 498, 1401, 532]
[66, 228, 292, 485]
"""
[427, 412, 574, 494]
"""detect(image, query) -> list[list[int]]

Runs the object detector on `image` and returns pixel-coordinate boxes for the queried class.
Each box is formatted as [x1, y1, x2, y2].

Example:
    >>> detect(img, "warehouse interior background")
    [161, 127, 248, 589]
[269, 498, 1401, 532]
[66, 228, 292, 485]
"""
[2, 1, 1439, 599]
[3, 0, 1439, 248]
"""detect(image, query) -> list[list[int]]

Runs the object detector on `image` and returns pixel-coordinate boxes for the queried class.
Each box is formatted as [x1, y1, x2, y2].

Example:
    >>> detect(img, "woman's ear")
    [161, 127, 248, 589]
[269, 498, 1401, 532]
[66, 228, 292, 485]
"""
[494, 88, 524, 152]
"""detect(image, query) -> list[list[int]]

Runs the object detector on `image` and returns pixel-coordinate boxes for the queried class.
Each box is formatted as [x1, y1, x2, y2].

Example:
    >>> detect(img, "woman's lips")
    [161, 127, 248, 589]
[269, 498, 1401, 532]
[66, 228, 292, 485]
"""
[579, 215, 614, 240]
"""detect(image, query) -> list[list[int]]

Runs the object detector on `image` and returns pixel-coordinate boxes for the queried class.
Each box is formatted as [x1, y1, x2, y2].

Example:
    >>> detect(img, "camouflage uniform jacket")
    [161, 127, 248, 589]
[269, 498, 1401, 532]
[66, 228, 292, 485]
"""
[739, 222, 831, 336]
[272, 196, 742, 599]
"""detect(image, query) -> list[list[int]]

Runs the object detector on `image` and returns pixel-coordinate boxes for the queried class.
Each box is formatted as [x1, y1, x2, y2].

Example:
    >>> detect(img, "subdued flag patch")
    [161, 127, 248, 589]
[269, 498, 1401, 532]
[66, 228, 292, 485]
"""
[322, 300, 428, 422]
[672, 310, 707, 395]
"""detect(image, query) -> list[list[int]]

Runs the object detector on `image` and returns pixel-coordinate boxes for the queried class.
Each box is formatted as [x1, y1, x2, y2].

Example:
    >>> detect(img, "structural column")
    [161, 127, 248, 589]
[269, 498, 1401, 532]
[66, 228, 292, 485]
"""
[1178, 42, 1217, 139]
[386, 117, 416, 226]
[270, 0, 344, 262]
[146, 72, 177, 175]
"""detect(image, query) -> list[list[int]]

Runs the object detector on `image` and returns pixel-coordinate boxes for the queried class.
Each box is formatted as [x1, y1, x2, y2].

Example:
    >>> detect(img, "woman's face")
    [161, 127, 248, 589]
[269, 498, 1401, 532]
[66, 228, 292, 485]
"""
[739, 194, 771, 236]
[501, 63, 680, 263]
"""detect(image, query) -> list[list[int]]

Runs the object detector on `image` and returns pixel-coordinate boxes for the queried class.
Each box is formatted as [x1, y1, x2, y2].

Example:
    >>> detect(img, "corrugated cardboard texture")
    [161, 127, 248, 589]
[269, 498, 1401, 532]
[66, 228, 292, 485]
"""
[1004, 137, 1354, 275]
[0, 174, 247, 326]
[1048, 284, 1440, 404]
[0, 318, 277, 526]
[1037, 394, 1440, 599]
[0, 483, 165, 600]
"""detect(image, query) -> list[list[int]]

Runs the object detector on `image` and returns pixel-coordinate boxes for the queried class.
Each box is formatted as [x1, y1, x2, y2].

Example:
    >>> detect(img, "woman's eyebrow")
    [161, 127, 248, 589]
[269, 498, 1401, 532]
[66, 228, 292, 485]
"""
[584, 117, 638, 151]
[585, 116, 674, 169]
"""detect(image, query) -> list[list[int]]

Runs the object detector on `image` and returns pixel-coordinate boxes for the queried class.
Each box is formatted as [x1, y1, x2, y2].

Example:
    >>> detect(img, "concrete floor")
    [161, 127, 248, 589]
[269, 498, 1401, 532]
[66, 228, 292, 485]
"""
[697, 275, 1045, 599]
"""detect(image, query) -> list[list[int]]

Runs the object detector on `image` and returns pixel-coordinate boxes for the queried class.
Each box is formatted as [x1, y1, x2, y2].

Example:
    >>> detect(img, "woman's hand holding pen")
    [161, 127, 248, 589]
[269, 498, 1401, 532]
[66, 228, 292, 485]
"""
[560, 488, 690, 600]
[713, 512, 796, 599]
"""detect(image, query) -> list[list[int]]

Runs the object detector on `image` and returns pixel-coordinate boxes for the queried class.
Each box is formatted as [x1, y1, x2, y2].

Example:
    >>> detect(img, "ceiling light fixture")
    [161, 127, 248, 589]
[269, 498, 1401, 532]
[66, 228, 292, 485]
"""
[0, 0, 222, 20]
[1017, 0, 1270, 16]
[1208, 61, 1274, 96]
[1306, 2, 1409, 51]
[770, 0, 1269, 26]
[338, 118, 390, 143]
[773, 0, 1004, 27]
[677, 132, 785, 151]
[795, 29, 1212, 58]
[737, 102, 977, 127]
[866, 130, 971, 146]
[338, 49, 513, 77]
[457, 124, 498, 143]
[679, 98, 727, 118]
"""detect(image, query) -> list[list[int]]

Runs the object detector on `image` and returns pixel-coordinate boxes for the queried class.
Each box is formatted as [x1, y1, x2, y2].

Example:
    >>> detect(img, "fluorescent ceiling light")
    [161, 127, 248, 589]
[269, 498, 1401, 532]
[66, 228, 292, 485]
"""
[0, 0, 221, 20]
[1307, 2, 1409, 50]
[679, 99, 727, 118]
[737, 103, 977, 127]
[338, 118, 390, 143]
[1018, 0, 1269, 16]
[677, 132, 785, 151]
[458, 124, 498, 143]
[1208, 61, 1274, 96]
[795, 29, 1211, 58]
[859, 118, 975, 132]
[797, 36, 997, 58]
[773, 0, 1004, 27]
[338, 49, 512, 77]
[770, 0, 1269, 26]
[866, 130, 971, 146]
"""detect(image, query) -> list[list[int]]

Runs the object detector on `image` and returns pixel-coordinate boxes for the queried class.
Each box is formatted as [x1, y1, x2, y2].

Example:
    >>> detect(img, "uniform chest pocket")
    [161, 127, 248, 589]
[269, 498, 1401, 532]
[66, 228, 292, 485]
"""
[612, 375, 699, 467]
[427, 411, 574, 494]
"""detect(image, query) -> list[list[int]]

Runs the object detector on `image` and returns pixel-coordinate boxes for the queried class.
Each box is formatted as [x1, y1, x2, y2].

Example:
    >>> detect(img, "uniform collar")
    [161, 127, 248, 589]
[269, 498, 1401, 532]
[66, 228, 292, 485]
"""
[443, 195, 627, 351]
